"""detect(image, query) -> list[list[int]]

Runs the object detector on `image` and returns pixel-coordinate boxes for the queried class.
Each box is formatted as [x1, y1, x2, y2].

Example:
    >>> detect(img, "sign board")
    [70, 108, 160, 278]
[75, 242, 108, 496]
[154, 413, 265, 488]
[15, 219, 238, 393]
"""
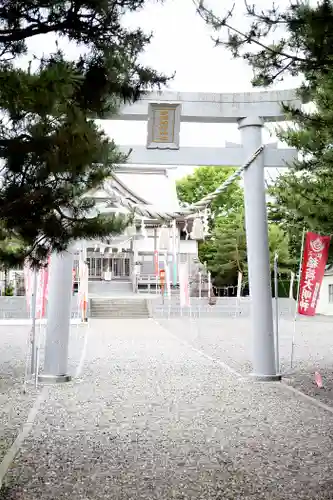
[298, 232, 330, 316]
[147, 103, 181, 150]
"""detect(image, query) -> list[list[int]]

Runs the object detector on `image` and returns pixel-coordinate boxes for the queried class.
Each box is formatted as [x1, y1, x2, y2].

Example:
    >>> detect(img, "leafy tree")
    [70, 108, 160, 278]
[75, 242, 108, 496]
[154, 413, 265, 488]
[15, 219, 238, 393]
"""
[203, 210, 293, 286]
[268, 172, 310, 262]
[176, 166, 244, 284]
[0, 1, 168, 266]
[176, 166, 243, 219]
[268, 224, 294, 271]
[199, 210, 246, 286]
[177, 167, 293, 285]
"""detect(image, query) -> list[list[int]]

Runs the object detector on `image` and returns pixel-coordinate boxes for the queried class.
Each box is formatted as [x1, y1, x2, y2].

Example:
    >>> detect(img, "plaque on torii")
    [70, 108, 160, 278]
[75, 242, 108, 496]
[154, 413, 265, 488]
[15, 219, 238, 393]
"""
[146, 103, 181, 150]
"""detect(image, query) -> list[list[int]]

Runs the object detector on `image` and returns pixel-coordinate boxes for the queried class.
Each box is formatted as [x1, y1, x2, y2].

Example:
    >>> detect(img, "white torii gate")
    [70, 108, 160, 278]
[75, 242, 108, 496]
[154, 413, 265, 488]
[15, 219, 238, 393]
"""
[42, 89, 299, 382]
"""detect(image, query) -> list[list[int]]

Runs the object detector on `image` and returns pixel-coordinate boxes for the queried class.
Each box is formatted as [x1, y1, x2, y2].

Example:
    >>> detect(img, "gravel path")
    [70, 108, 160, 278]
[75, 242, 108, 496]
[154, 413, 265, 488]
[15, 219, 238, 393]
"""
[0, 326, 38, 465]
[0, 324, 87, 466]
[159, 316, 333, 407]
[1, 319, 333, 499]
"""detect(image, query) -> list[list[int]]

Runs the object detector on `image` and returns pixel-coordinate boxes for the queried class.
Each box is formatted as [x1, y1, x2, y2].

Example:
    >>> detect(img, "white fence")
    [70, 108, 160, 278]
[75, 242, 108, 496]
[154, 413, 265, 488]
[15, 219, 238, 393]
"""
[151, 293, 295, 319]
[0, 296, 83, 319]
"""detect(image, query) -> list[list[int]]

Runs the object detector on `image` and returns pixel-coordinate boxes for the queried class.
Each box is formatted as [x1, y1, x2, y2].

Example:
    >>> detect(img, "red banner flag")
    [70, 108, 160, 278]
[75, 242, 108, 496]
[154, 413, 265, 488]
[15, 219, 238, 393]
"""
[36, 265, 49, 319]
[298, 232, 330, 316]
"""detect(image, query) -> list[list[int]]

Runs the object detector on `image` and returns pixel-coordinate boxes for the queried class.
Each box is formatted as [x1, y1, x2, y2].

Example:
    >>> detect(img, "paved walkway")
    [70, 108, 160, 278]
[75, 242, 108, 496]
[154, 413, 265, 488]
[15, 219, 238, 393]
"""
[2, 319, 333, 499]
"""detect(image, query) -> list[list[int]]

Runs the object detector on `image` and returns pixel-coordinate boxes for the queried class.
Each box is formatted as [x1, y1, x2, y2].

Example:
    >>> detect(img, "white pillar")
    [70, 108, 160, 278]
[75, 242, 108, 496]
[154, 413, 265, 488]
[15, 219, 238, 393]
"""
[40, 250, 73, 382]
[238, 116, 280, 380]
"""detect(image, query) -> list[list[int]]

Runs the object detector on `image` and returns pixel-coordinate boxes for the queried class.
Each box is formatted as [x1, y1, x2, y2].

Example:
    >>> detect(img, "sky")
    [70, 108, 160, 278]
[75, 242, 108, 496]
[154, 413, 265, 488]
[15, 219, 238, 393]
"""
[21, 0, 302, 180]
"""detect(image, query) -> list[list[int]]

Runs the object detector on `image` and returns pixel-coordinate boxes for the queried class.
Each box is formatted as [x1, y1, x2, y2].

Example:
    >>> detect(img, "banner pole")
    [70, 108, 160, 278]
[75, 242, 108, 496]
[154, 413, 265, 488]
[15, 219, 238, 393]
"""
[35, 319, 42, 389]
[164, 252, 171, 319]
[236, 271, 242, 317]
[35, 263, 48, 387]
[274, 253, 280, 373]
[291, 227, 306, 369]
[289, 271, 295, 299]
[198, 271, 202, 319]
[23, 321, 31, 393]
[172, 219, 177, 287]
[30, 269, 38, 375]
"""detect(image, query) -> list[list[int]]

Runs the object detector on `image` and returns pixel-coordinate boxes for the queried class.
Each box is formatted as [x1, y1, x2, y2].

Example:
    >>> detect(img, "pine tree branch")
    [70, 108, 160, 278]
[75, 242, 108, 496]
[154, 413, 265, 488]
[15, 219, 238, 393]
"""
[194, 0, 307, 63]
[0, 22, 65, 43]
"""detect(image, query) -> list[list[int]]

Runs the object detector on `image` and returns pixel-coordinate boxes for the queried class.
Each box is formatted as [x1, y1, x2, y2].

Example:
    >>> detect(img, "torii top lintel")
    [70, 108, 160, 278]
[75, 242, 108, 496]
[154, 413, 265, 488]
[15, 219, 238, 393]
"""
[112, 89, 300, 124]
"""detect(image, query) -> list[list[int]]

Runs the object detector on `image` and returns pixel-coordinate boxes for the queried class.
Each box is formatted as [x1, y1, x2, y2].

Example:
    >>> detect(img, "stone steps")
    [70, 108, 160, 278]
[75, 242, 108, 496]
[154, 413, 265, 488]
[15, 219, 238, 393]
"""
[89, 280, 133, 296]
[90, 298, 150, 319]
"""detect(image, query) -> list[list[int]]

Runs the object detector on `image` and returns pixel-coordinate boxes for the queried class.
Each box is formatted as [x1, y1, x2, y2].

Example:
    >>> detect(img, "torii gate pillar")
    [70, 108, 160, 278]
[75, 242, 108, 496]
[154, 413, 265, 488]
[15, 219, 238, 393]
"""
[39, 250, 73, 382]
[238, 116, 280, 380]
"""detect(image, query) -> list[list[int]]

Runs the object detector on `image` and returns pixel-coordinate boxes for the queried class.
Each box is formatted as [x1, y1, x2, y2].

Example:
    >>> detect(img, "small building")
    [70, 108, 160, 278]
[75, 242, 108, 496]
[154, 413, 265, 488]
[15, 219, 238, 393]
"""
[316, 266, 333, 316]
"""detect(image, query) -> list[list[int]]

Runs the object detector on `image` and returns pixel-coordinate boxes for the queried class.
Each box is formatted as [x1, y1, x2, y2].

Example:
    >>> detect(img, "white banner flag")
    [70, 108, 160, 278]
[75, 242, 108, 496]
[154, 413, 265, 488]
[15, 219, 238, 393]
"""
[78, 260, 89, 320]
[163, 259, 171, 300]
[179, 263, 190, 307]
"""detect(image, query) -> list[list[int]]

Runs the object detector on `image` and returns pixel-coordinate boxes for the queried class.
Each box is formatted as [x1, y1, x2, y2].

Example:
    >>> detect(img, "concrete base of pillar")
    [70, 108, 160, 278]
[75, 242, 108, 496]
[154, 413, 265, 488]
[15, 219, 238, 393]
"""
[249, 373, 282, 382]
[38, 374, 72, 384]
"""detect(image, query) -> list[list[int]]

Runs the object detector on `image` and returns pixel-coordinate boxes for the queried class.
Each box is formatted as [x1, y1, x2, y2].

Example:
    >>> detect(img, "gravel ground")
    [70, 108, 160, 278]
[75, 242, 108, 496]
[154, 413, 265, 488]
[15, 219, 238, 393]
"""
[0, 324, 87, 465]
[158, 316, 333, 407]
[0, 326, 38, 464]
[1, 319, 333, 499]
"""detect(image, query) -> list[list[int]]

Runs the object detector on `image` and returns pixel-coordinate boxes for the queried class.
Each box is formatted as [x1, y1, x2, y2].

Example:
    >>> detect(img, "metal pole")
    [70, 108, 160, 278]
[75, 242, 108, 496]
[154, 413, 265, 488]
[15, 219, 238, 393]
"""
[291, 227, 306, 369]
[289, 271, 295, 299]
[238, 116, 279, 380]
[164, 253, 171, 318]
[172, 219, 177, 287]
[274, 253, 280, 373]
[236, 271, 242, 317]
[30, 269, 38, 375]
[198, 271, 202, 319]
[34, 322, 41, 388]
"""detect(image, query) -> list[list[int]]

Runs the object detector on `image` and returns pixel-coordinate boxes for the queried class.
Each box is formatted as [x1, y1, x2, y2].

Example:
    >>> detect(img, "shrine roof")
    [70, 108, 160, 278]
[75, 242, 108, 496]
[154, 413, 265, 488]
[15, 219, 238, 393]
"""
[91, 165, 180, 212]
